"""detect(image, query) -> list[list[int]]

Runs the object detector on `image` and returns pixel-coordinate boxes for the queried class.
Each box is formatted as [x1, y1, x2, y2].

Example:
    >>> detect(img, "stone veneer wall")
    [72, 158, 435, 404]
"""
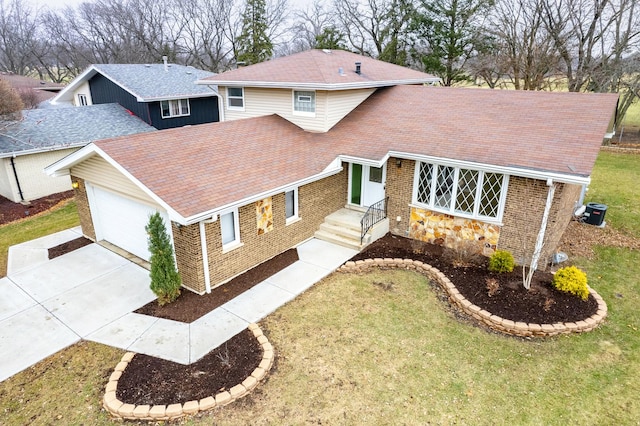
[408, 208, 500, 256]
[171, 222, 206, 294]
[499, 177, 581, 269]
[201, 167, 348, 290]
[70, 176, 96, 240]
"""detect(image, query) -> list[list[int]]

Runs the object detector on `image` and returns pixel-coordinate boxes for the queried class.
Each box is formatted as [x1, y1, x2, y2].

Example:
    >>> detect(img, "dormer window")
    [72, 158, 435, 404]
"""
[227, 87, 244, 110]
[293, 90, 315, 116]
[161, 99, 190, 118]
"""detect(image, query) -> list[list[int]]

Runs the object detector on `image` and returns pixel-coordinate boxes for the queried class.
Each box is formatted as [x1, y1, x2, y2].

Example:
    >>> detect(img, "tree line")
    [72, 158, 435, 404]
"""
[1, 0, 638, 125]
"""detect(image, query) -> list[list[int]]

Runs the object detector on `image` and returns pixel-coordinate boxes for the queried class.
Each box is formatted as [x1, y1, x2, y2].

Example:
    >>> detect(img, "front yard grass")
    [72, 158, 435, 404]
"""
[0, 200, 79, 277]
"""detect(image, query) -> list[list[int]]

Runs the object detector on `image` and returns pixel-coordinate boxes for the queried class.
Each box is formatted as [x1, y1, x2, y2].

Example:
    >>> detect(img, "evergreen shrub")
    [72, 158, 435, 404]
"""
[553, 266, 589, 301]
[146, 212, 181, 305]
[488, 250, 515, 273]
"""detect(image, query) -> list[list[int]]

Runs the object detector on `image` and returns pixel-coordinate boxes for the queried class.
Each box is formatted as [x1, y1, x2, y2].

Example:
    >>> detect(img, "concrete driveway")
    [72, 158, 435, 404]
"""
[0, 227, 154, 382]
[0, 228, 357, 382]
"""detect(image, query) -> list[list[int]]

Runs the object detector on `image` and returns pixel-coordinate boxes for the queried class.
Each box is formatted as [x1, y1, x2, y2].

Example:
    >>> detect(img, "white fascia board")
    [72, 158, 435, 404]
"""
[50, 66, 98, 105]
[182, 164, 344, 225]
[194, 78, 440, 90]
[388, 151, 591, 185]
[44, 144, 186, 222]
[1, 142, 87, 159]
[337, 154, 386, 168]
[140, 90, 219, 102]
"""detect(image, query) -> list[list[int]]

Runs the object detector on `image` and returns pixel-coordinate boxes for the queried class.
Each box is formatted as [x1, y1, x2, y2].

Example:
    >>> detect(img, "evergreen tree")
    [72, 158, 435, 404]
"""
[315, 27, 347, 50]
[146, 212, 181, 305]
[235, 0, 273, 65]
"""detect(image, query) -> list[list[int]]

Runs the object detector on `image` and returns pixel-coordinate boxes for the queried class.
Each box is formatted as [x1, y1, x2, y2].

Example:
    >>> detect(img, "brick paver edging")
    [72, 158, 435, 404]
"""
[339, 258, 607, 337]
[102, 323, 274, 421]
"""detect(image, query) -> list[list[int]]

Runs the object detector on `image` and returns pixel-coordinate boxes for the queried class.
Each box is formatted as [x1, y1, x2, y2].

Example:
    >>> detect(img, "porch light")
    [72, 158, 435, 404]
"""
[71, 181, 79, 189]
[396, 158, 402, 168]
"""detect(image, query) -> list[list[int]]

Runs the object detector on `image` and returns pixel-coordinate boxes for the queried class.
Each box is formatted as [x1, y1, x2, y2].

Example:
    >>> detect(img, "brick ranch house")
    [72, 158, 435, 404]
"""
[46, 49, 618, 295]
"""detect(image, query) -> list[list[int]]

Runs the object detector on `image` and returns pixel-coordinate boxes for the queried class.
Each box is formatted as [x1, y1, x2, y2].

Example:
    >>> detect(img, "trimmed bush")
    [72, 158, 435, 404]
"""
[488, 250, 515, 273]
[146, 212, 181, 305]
[553, 266, 589, 301]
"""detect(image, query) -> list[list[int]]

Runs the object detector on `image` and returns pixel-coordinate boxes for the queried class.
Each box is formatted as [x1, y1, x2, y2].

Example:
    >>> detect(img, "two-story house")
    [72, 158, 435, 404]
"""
[46, 49, 617, 296]
[50, 60, 219, 130]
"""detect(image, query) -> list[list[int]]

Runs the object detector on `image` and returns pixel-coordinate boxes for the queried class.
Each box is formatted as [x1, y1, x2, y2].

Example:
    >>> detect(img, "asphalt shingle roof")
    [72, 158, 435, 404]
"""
[88, 86, 617, 220]
[92, 64, 216, 100]
[0, 104, 155, 157]
[200, 49, 439, 88]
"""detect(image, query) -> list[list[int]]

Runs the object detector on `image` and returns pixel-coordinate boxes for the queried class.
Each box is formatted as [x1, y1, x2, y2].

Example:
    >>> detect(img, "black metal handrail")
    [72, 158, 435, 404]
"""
[360, 197, 389, 244]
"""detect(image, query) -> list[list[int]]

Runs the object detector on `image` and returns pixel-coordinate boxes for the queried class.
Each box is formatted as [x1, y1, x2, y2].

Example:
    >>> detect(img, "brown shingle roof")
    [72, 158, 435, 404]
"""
[326, 86, 618, 177]
[199, 49, 439, 88]
[92, 86, 617, 220]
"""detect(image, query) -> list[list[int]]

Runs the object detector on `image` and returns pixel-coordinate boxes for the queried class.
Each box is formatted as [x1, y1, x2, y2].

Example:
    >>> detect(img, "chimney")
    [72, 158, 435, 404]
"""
[355, 62, 361, 75]
[162, 56, 168, 72]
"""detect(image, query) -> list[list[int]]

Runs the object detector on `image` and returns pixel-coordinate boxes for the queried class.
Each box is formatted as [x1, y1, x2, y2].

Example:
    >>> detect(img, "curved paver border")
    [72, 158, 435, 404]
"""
[339, 258, 607, 337]
[103, 323, 274, 421]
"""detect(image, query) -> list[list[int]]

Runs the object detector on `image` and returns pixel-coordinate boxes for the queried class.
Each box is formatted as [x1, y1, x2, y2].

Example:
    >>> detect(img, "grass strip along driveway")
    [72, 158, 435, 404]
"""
[1, 151, 639, 425]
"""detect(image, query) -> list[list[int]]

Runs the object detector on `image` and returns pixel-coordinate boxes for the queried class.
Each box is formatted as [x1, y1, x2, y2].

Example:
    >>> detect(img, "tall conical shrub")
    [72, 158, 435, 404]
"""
[146, 212, 181, 305]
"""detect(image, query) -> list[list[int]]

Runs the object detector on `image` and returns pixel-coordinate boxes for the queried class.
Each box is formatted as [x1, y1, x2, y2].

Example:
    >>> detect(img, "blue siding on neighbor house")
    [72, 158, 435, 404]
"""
[148, 97, 219, 130]
[88, 74, 150, 124]
[88, 73, 219, 130]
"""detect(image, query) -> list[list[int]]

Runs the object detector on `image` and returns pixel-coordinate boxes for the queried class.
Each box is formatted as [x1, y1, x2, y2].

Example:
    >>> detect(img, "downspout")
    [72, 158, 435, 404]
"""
[199, 217, 217, 294]
[527, 179, 556, 282]
[10, 155, 25, 202]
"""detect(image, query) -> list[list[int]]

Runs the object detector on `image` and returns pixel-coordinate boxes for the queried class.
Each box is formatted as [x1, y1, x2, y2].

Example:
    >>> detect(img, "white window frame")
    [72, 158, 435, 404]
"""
[412, 161, 509, 223]
[77, 94, 88, 106]
[292, 90, 316, 117]
[160, 99, 190, 118]
[227, 87, 245, 111]
[285, 188, 299, 224]
[220, 209, 241, 252]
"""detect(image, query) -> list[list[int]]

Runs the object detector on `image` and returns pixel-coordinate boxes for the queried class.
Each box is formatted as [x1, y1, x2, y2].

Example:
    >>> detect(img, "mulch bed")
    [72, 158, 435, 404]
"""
[352, 234, 598, 324]
[116, 329, 262, 406]
[48, 237, 92, 259]
[135, 248, 299, 323]
[0, 191, 74, 225]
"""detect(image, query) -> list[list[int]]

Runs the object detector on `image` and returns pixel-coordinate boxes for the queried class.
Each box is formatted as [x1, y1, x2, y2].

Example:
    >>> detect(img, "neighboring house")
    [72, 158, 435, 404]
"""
[49, 61, 219, 130]
[0, 72, 65, 106]
[46, 49, 618, 296]
[0, 104, 155, 202]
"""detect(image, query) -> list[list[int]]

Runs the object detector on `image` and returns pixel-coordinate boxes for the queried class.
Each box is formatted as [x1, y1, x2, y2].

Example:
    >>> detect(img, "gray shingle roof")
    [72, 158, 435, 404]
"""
[0, 103, 155, 158]
[92, 64, 216, 100]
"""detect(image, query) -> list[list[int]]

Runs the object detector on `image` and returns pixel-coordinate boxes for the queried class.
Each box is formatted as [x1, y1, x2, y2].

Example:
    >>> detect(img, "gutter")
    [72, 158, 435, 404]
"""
[193, 79, 440, 90]
[10, 155, 25, 202]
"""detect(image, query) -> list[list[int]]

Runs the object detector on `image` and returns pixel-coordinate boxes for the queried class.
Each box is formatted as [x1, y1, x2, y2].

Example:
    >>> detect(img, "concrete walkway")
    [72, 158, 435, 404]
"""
[0, 228, 357, 382]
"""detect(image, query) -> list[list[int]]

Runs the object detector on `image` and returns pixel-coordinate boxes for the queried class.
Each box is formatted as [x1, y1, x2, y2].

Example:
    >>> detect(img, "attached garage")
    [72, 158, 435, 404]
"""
[87, 184, 171, 261]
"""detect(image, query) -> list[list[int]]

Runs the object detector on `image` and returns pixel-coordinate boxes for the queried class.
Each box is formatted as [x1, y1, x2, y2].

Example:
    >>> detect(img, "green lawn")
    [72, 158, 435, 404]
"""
[0, 152, 638, 425]
[0, 200, 79, 277]
[586, 152, 640, 238]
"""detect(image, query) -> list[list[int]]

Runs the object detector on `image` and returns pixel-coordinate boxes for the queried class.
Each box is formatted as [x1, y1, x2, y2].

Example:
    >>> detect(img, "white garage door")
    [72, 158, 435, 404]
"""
[89, 185, 171, 261]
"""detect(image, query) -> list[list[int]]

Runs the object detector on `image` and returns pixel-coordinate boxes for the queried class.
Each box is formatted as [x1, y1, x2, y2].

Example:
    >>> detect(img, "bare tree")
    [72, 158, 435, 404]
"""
[541, 0, 640, 93]
[334, 0, 414, 64]
[287, 0, 336, 53]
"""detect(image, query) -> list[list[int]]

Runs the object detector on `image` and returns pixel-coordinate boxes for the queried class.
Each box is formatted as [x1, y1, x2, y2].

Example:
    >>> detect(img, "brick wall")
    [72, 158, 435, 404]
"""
[200, 168, 348, 289]
[171, 222, 206, 293]
[499, 177, 581, 269]
[386, 161, 580, 270]
[386, 158, 415, 237]
[71, 176, 96, 240]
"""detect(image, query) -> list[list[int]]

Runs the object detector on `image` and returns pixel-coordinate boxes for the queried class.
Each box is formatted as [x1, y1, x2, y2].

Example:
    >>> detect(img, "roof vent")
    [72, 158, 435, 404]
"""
[145, 64, 151, 68]
[355, 62, 361, 75]
[162, 55, 168, 72]
[338, 67, 344, 76]
[322, 49, 332, 54]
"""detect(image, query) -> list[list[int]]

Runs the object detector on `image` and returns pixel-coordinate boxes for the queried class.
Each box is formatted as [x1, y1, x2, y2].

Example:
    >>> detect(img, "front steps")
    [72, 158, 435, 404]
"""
[314, 208, 389, 251]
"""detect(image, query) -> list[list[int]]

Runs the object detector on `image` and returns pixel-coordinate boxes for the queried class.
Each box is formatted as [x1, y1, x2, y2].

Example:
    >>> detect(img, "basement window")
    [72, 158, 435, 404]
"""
[220, 209, 241, 250]
[285, 188, 299, 224]
[160, 99, 190, 118]
[413, 162, 508, 221]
